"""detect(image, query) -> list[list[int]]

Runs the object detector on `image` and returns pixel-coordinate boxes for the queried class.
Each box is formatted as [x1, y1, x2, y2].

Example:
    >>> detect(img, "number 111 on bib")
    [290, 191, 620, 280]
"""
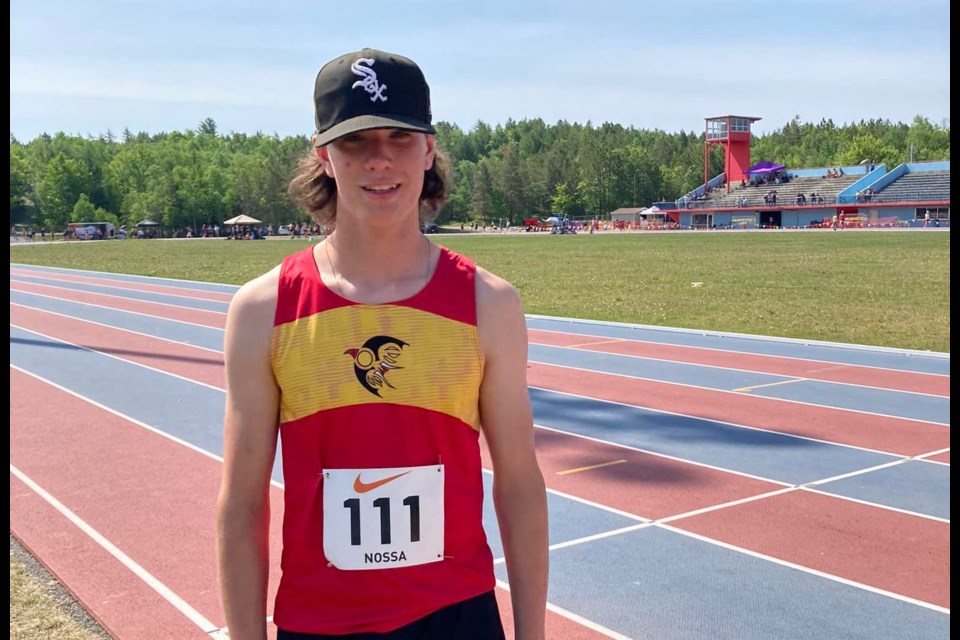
[322, 465, 444, 570]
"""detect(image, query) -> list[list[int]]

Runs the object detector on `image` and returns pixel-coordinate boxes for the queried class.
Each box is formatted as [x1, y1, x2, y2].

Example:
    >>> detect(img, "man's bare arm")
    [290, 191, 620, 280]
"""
[216, 268, 281, 640]
[476, 267, 548, 640]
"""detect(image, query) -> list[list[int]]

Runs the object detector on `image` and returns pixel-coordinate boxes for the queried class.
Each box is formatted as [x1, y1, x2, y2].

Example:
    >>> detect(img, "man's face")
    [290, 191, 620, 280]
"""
[317, 128, 435, 223]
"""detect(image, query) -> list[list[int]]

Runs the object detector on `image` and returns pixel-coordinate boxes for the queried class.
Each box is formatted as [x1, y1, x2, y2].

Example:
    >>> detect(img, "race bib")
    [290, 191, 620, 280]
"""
[322, 464, 444, 570]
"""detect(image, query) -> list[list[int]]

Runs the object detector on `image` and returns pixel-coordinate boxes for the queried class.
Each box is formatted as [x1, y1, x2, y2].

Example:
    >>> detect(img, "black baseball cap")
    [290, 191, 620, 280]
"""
[312, 48, 435, 147]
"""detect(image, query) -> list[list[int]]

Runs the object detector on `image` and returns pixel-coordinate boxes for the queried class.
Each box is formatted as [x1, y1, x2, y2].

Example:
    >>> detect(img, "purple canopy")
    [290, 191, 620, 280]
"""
[745, 161, 786, 174]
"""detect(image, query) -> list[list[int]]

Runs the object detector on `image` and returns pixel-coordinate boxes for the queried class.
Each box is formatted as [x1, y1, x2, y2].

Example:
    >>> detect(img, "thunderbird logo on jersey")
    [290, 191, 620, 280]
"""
[344, 336, 409, 397]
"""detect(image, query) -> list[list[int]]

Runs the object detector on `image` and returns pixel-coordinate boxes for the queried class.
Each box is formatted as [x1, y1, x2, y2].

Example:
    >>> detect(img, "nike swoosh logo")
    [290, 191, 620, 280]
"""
[353, 471, 410, 494]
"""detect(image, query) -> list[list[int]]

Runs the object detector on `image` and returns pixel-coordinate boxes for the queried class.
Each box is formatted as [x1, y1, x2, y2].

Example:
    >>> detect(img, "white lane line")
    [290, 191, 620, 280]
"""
[10, 262, 240, 293]
[657, 521, 950, 615]
[10, 268, 235, 299]
[10, 302, 223, 354]
[11, 365, 636, 639]
[10, 289, 224, 331]
[495, 579, 634, 640]
[9, 280, 227, 316]
[11, 272, 231, 304]
[10, 464, 221, 634]
[733, 377, 808, 392]
[530, 361, 950, 426]
[12, 322, 941, 523]
[11, 324, 225, 394]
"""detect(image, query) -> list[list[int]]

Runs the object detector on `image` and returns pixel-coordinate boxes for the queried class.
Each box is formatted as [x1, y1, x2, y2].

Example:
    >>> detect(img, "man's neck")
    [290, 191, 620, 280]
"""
[319, 219, 433, 303]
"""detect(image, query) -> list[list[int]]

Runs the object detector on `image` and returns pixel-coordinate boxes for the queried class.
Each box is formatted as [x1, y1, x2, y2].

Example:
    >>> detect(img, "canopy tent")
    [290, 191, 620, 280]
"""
[136, 219, 160, 227]
[223, 214, 262, 225]
[609, 208, 643, 222]
[638, 206, 669, 220]
[745, 161, 786, 175]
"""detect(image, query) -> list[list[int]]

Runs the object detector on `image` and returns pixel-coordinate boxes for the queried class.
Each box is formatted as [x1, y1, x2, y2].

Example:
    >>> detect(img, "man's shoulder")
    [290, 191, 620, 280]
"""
[474, 266, 521, 312]
[231, 265, 282, 315]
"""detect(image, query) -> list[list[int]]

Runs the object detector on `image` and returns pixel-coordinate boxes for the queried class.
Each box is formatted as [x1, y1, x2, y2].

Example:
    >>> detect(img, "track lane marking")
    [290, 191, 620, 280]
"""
[496, 579, 634, 640]
[14, 321, 943, 523]
[10, 464, 221, 634]
[556, 459, 627, 475]
[10, 366, 630, 640]
[657, 521, 950, 615]
[9, 280, 226, 316]
[530, 362, 950, 427]
[734, 378, 808, 392]
[563, 338, 629, 349]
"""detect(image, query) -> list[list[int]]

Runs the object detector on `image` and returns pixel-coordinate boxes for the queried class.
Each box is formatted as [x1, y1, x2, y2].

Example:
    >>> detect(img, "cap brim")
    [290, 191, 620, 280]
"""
[314, 114, 435, 147]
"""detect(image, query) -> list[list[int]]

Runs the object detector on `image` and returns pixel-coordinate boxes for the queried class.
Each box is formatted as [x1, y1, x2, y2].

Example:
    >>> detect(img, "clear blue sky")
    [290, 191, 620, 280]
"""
[10, 0, 950, 142]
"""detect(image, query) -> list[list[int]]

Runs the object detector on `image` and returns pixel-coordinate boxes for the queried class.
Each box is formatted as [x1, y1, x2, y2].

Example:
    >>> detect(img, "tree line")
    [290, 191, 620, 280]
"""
[9, 114, 950, 234]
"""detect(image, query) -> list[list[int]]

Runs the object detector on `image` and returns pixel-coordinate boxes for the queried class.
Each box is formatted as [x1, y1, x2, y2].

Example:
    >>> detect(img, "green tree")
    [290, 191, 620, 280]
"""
[35, 153, 92, 232]
[470, 161, 493, 224]
[197, 118, 219, 136]
[550, 182, 574, 217]
[500, 143, 525, 225]
[10, 144, 35, 225]
[836, 134, 899, 169]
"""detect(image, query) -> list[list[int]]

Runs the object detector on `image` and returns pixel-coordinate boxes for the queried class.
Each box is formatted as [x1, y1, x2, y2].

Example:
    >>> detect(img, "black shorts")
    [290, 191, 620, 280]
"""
[277, 590, 505, 640]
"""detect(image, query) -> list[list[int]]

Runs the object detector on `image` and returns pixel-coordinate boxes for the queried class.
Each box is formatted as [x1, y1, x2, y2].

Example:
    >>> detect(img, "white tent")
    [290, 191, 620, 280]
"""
[223, 214, 262, 225]
[639, 206, 669, 220]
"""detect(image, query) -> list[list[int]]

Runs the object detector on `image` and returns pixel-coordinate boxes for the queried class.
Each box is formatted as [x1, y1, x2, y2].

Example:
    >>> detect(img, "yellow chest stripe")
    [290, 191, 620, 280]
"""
[271, 305, 483, 429]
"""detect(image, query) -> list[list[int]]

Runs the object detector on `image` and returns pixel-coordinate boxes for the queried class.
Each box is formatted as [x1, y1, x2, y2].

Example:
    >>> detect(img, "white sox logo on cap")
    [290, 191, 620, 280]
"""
[312, 48, 434, 147]
[351, 58, 388, 103]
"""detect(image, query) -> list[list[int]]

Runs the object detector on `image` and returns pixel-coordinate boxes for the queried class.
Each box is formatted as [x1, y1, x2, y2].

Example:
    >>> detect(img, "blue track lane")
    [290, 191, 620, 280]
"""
[498, 527, 949, 640]
[10, 265, 950, 639]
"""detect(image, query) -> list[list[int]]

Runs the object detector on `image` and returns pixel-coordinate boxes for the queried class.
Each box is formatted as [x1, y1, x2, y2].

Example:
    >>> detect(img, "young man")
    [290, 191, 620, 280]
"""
[216, 48, 548, 640]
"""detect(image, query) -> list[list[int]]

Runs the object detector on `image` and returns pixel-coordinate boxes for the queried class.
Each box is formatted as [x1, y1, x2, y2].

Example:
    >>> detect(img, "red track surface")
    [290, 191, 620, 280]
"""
[10, 368, 284, 639]
[671, 489, 950, 608]
[10, 268, 236, 302]
[10, 273, 949, 638]
[482, 430, 784, 520]
[11, 281, 226, 327]
[8, 335, 606, 639]
[528, 363, 948, 456]
[529, 329, 949, 396]
[11, 304, 226, 388]
[14, 281, 949, 399]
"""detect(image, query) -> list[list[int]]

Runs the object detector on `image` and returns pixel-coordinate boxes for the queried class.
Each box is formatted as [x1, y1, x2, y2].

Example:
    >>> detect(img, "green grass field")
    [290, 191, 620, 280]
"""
[10, 230, 950, 352]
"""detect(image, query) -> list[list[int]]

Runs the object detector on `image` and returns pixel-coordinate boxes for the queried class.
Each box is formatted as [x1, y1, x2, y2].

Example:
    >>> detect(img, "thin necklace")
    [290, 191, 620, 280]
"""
[324, 236, 432, 299]
[324, 238, 345, 297]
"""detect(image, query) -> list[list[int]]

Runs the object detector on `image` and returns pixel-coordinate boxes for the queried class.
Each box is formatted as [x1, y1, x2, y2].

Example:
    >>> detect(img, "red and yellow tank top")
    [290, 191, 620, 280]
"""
[270, 244, 494, 635]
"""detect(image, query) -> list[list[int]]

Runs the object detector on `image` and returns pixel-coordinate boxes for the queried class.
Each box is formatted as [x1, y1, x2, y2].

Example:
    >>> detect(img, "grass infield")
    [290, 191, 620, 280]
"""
[11, 230, 949, 352]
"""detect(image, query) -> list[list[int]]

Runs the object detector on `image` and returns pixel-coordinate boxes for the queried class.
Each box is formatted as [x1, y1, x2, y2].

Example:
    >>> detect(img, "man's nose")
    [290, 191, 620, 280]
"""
[364, 138, 394, 169]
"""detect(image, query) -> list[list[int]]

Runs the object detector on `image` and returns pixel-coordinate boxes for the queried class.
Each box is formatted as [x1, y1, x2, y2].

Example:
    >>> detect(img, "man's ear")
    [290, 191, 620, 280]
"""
[315, 143, 334, 178]
[424, 134, 436, 171]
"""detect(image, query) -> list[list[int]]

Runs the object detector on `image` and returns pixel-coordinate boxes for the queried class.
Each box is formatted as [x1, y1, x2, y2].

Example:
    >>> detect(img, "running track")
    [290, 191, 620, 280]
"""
[9, 263, 950, 640]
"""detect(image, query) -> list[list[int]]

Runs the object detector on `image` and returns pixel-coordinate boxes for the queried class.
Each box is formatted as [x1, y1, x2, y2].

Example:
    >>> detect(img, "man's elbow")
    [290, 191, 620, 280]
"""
[493, 466, 546, 510]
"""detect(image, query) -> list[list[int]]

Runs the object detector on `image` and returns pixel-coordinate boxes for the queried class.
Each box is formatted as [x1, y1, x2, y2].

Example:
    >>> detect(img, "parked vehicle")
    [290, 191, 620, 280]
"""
[68, 221, 115, 240]
[421, 221, 439, 234]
